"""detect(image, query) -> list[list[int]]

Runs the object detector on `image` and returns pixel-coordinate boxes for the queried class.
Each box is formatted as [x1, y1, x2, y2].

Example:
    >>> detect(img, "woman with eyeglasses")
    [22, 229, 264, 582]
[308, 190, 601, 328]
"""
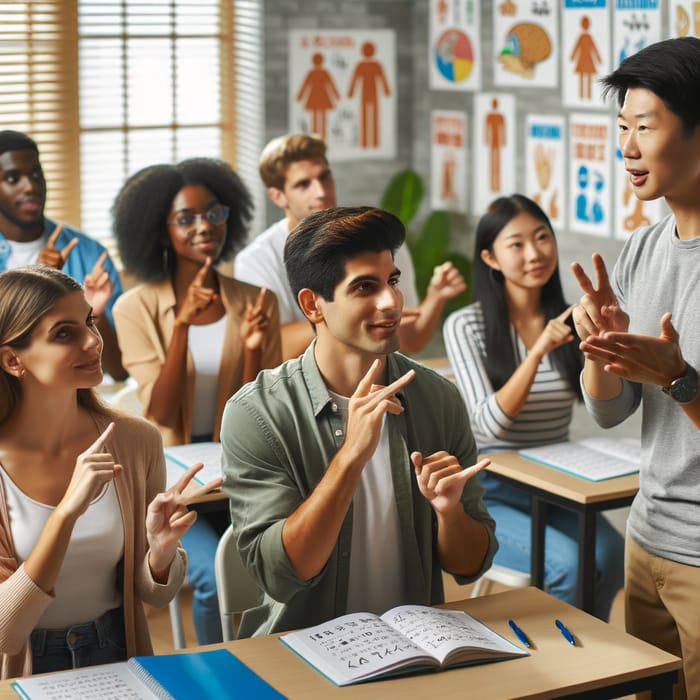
[443, 194, 623, 620]
[0, 265, 216, 678]
[111, 158, 281, 645]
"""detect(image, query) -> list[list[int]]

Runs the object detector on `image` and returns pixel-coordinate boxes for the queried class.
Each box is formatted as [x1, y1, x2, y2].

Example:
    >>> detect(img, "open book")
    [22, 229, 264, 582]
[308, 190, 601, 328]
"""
[280, 604, 528, 686]
[519, 436, 641, 482]
[164, 441, 222, 488]
[11, 649, 285, 700]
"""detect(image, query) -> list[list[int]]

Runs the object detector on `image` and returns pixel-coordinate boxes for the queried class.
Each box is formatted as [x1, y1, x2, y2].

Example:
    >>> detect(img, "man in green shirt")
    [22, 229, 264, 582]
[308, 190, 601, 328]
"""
[222, 206, 497, 637]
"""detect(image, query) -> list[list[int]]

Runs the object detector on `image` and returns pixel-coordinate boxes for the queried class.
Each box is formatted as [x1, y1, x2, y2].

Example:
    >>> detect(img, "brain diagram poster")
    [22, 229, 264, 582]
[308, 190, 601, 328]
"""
[493, 0, 559, 88]
[429, 0, 481, 91]
[289, 30, 396, 160]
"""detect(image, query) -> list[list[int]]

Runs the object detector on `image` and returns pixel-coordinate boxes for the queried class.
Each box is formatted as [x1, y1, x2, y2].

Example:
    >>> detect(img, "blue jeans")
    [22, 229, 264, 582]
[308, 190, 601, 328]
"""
[180, 511, 225, 645]
[31, 606, 126, 674]
[481, 473, 625, 620]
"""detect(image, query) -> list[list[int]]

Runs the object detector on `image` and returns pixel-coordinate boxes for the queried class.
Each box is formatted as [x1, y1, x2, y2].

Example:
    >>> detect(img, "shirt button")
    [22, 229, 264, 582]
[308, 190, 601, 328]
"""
[341, 550, 349, 558]
[331, 403, 338, 412]
[334, 429, 343, 437]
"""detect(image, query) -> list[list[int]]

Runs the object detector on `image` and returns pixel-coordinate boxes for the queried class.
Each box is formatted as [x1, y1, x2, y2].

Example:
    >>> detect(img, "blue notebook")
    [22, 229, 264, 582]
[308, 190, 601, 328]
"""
[11, 649, 286, 699]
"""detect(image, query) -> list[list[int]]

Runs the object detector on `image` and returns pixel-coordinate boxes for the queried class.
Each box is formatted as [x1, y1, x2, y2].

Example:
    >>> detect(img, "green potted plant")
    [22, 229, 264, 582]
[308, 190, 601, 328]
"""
[380, 169, 471, 317]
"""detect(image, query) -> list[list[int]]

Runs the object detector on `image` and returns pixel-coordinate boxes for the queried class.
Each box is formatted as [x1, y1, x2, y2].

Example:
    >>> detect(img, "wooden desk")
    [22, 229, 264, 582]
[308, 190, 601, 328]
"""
[486, 451, 639, 615]
[3, 588, 676, 699]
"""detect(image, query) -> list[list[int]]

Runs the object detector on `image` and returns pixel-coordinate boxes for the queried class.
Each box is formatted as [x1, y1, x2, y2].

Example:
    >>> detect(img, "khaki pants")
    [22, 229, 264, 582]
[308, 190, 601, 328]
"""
[625, 535, 700, 700]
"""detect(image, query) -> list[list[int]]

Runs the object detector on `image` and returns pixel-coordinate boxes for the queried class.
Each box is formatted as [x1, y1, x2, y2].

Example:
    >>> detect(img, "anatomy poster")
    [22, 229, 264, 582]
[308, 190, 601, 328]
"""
[668, 0, 700, 36]
[429, 0, 481, 91]
[430, 110, 468, 213]
[613, 147, 664, 240]
[493, 0, 559, 88]
[473, 93, 516, 213]
[613, 0, 662, 68]
[525, 115, 566, 229]
[562, 0, 611, 108]
[289, 30, 396, 160]
[568, 113, 613, 236]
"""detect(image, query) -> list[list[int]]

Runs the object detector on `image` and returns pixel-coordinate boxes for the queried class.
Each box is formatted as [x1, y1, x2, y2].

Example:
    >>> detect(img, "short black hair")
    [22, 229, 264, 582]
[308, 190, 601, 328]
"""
[0, 130, 39, 157]
[601, 36, 700, 135]
[284, 206, 405, 303]
[111, 157, 253, 281]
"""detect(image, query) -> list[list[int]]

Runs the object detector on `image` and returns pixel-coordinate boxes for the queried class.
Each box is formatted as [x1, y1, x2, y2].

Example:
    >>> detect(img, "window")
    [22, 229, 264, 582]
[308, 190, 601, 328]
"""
[0, 0, 237, 245]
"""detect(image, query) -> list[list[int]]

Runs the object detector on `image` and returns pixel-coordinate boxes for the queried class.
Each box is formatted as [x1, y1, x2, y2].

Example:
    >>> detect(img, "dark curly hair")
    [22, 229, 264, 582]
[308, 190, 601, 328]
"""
[111, 157, 253, 281]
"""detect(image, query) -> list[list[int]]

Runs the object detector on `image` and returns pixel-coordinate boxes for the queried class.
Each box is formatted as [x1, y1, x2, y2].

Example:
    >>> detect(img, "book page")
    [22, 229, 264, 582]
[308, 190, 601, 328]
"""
[519, 440, 639, 481]
[280, 612, 434, 686]
[10, 663, 159, 700]
[381, 605, 524, 666]
[164, 441, 222, 487]
[578, 437, 641, 464]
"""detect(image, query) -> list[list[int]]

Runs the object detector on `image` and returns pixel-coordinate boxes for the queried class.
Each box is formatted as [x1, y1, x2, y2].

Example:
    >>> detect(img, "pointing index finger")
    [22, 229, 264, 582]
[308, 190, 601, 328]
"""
[556, 305, 575, 323]
[61, 237, 79, 261]
[194, 256, 212, 285]
[253, 286, 267, 312]
[91, 251, 108, 275]
[85, 422, 115, 455]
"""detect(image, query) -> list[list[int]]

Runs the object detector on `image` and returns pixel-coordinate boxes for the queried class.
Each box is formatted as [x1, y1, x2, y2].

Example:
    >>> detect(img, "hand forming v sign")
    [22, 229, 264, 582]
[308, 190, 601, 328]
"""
[241, 287, 270, 351]
[176, 256, 219, 325]
[343, 359, 416, 467]
[37, 223, 79, 270]
[146, 462, 223, 573]
[83, 251, 113, 317]
[413, 452, 490, 515]
[60, 422, 122, 519]
[570, 253, 629, 339]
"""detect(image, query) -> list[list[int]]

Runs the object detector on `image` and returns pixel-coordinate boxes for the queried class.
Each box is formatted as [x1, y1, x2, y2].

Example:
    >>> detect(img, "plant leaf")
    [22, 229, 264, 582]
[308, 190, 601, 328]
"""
[380, 170, 424, 226]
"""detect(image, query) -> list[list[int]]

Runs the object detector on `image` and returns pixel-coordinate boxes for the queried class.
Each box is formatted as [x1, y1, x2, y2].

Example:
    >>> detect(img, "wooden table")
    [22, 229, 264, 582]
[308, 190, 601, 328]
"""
[486, 451, 639, 614]
[3, 587, 678, 699]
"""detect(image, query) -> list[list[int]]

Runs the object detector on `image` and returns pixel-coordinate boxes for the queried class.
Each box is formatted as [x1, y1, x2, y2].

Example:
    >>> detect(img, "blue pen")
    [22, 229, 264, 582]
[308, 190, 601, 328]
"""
[555, 619, 576, 645]
[508, 619, 530, 647]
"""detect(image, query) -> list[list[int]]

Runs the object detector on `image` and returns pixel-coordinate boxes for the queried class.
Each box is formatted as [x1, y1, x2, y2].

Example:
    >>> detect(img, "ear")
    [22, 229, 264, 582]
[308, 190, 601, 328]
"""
[297, 288, 325, 325]
[0, 347, 24, 379]
[480, 248, 501, 271]
[268, 186, 288, 211]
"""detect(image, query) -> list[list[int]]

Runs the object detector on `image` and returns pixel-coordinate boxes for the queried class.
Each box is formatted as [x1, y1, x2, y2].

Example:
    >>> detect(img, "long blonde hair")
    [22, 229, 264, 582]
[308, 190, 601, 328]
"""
[0, 265, 106, 425]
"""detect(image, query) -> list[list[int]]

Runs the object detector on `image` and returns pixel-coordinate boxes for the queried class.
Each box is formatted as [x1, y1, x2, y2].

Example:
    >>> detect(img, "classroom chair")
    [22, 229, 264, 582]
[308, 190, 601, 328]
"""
[470, 563, 531, 598]
[214, 524, 261, 641]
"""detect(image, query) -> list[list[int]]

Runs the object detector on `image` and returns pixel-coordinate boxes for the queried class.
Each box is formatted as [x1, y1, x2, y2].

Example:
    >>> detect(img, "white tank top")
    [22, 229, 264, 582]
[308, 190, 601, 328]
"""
[0, 465, 124, 628]
[189, 315, 227, 436]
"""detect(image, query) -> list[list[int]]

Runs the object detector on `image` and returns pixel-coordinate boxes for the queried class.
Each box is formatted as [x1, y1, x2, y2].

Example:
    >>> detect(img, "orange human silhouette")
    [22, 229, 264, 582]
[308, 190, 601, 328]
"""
[485, 98, 506, 192]
[623, 180, 651, 231]
[438, 0, 448, 23]
[441, 151, 456, 201]
[570, 16, 601, 101]
[347, 42, 391, 149]
[295, 53, 340, 142]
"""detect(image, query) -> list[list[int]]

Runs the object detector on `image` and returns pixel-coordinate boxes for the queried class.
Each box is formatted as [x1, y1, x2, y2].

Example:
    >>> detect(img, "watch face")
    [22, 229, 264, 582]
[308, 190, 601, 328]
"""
[668, 365, 699, 403]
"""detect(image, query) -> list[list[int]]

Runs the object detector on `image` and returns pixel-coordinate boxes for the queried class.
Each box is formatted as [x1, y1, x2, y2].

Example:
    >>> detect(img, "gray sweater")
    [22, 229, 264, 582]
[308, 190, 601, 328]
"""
[582, 214, 700, 566]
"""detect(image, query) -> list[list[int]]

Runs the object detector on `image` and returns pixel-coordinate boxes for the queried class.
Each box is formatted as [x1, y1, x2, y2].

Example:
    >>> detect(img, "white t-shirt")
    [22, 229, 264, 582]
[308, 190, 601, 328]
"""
[328, 391, 406, 615]
[5, 233, 47, 269]
[235, 218, 419, 325]
[1, 467, 124, 627]
[189, 315, 227, 437]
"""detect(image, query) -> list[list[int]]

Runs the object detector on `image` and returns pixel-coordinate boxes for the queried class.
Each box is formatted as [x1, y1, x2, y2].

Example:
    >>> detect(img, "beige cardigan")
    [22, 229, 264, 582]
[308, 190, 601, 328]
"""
[0, 409, 186, 679]
[113, 272, 281, 446]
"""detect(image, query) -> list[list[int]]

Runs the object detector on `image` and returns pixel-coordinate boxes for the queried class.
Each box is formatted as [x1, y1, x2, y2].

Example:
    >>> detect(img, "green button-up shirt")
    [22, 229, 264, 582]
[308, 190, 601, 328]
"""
[221, 344, 497, 637]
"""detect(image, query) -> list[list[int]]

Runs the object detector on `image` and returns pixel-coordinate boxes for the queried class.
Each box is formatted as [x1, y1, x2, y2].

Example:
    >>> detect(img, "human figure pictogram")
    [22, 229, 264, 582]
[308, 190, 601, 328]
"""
[570, 16, 601, 101]
[347, 42, 391, 149]
[485, 98, 506, 193]
[441, 150, 456, 201]
[295, 53, 340, 142]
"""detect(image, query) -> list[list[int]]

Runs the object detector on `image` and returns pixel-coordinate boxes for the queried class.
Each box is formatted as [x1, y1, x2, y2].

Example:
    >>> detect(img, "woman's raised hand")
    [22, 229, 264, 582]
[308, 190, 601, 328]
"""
[175, 257, 219, 326]
[240, 287, 271, 351]
[531, 305, 575, 359]
[58, 422, 122, 520]
[145, 462, 223, 577]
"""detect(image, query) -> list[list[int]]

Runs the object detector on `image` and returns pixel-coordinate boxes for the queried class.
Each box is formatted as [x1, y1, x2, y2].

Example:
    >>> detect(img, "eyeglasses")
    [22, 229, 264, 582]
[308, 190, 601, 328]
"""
[167, 204, 229, 233]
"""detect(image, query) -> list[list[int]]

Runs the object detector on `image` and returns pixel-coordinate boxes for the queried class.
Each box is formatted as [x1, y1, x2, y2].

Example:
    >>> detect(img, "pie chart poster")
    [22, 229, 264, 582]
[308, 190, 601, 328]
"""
[429, 0, 481, 91]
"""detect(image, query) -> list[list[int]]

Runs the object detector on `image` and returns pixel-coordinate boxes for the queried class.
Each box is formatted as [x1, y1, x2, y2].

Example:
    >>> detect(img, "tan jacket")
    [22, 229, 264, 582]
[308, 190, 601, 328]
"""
[113, 272, 281, 446]
[0, 410, 186, 679]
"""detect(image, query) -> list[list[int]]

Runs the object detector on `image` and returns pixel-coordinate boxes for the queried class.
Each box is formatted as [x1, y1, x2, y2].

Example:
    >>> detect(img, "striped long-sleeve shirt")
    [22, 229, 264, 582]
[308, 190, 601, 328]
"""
[443, 302, 577, 453]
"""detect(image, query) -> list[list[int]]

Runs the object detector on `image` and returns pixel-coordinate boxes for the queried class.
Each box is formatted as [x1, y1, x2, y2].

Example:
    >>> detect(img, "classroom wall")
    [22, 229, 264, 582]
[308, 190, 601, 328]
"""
[257, 0, 668, 308]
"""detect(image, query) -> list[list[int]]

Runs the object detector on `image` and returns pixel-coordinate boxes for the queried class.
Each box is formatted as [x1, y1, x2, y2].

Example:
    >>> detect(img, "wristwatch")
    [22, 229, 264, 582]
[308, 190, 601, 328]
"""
[662, 362, 699, 403]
